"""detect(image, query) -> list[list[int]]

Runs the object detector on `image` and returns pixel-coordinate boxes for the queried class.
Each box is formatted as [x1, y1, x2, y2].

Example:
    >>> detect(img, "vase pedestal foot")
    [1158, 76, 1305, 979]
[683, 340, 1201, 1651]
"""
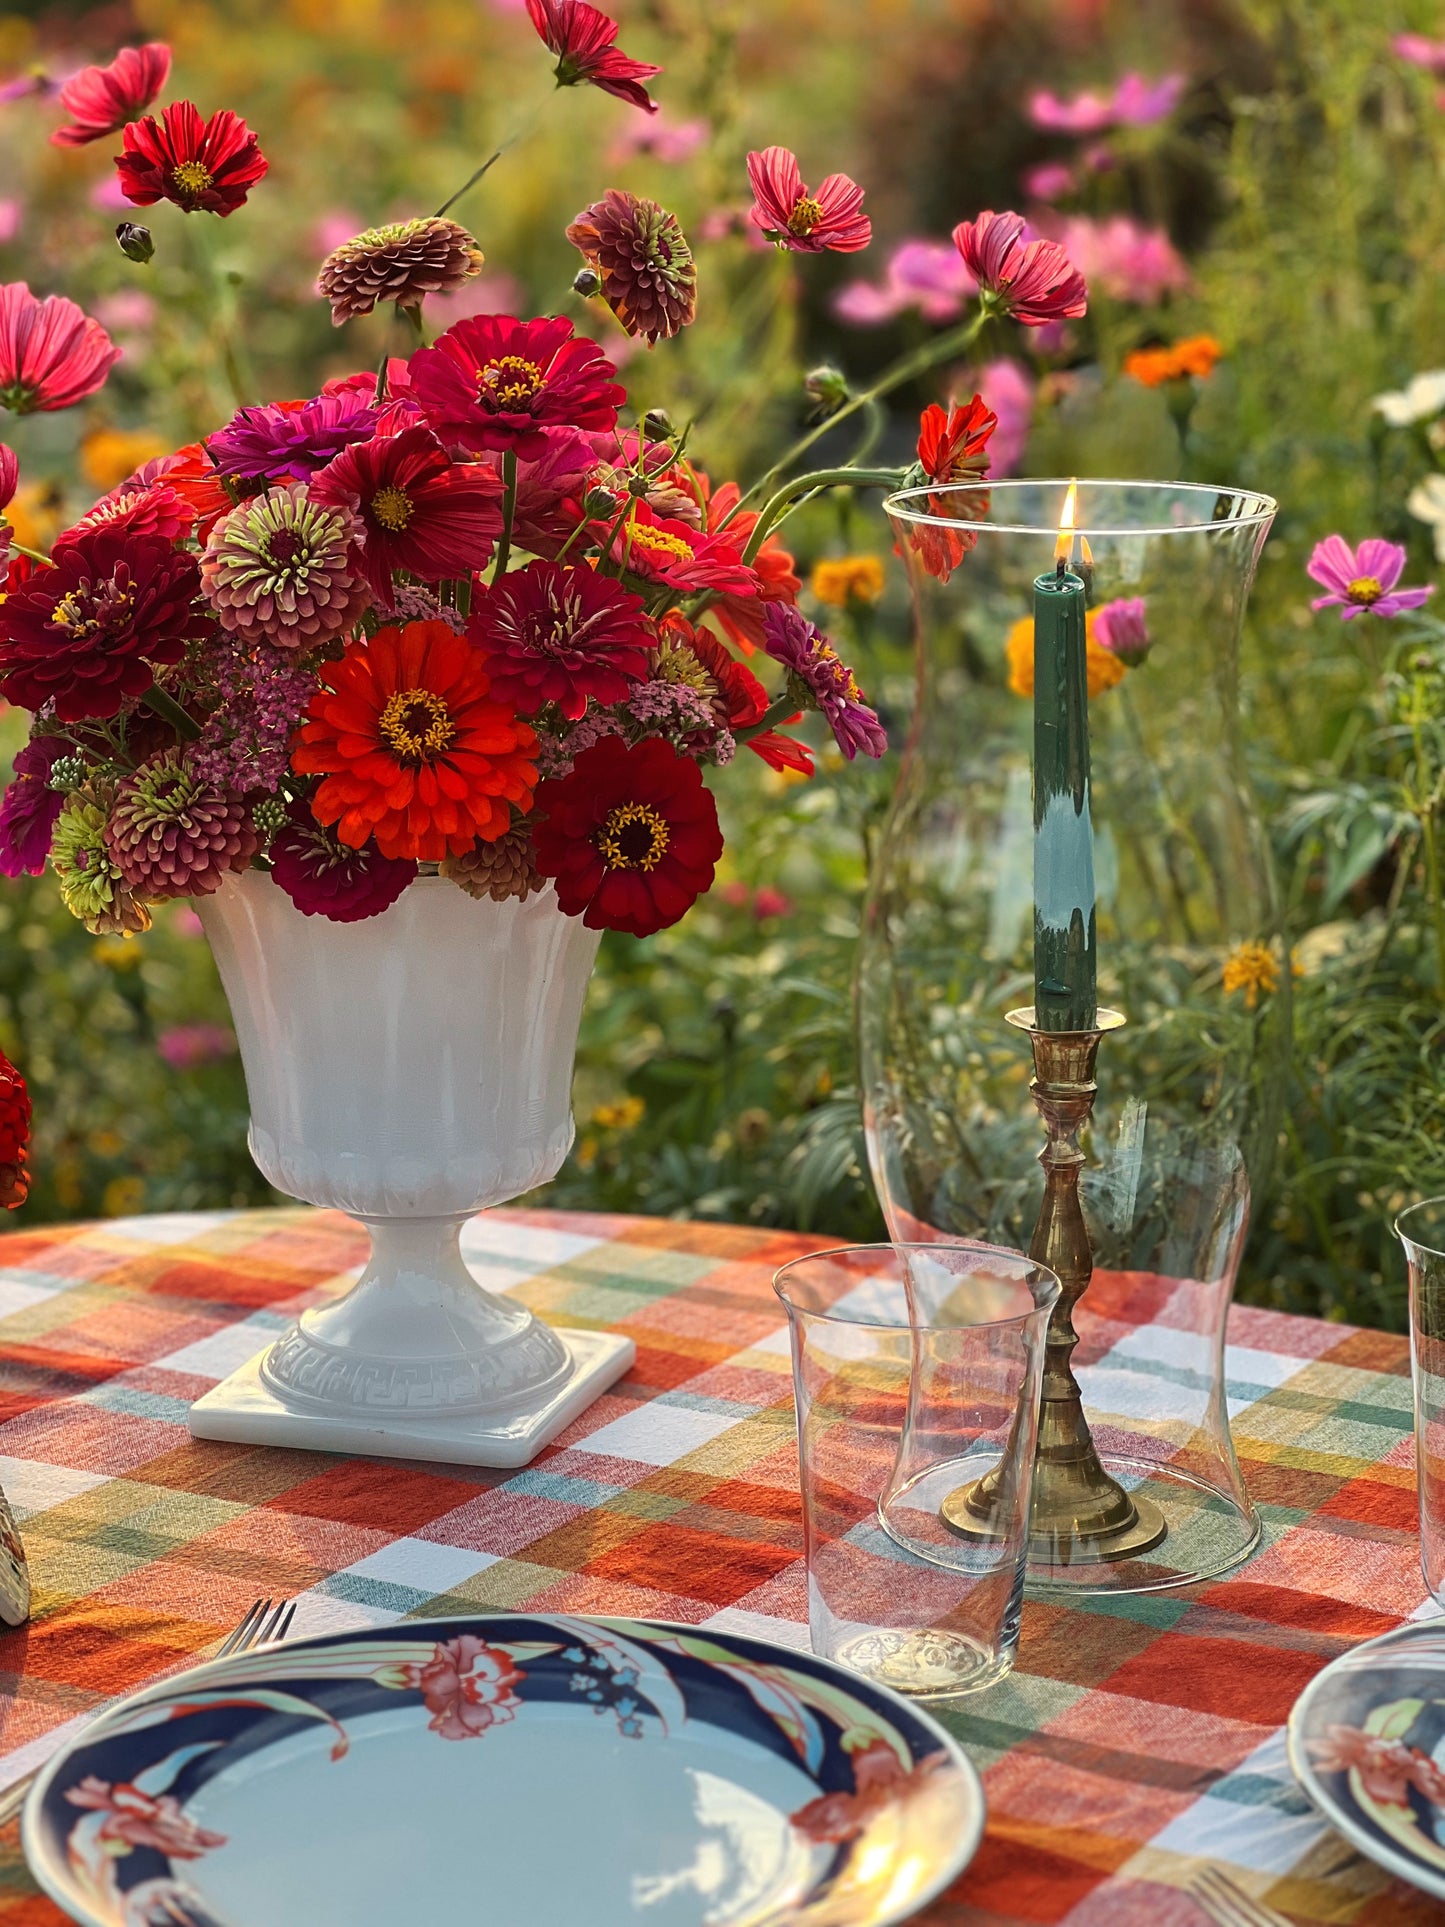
[187, 1324, 636, 1468]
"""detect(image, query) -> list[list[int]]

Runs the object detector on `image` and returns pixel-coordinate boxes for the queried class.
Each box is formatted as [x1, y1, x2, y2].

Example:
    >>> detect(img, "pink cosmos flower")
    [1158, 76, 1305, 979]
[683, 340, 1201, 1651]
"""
[1047, 214, 1188, 305]
[1395, 33, 1445, 75]
[611, 105, 708, 164]
[0, 283, 120, 414]
[1307, 535, 1433, 620]
[64, 1777, 226, 1858]
[157, 1024, 236, 1069]
[88, 173, 132, 213]
[50, 42, 170, 147]
[1029, 71, 1184, 133]
[0, 202, 19, 245]
[1022, 161, 1076, 202]
[746, 147, 870, 254]
[402, 1636, 524, 1741]
[526, 0, 661, 113]
[972, 358, 1035, 475]
[833, 239, 976, 326]
[952, 211, 1087, 326]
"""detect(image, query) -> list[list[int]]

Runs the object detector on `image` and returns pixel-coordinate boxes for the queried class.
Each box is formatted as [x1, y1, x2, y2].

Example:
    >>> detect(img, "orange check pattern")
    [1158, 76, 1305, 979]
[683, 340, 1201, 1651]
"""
[0, 1206, 1439, 1925]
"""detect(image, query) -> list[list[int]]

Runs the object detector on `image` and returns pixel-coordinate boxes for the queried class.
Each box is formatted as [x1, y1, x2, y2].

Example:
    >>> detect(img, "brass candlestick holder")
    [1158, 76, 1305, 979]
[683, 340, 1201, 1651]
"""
[942, 1006, 1167, 1564]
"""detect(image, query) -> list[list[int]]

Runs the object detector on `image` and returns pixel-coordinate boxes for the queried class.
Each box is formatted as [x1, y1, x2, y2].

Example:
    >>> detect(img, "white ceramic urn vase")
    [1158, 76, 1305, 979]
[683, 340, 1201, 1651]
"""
[186, 869, 634, 1466]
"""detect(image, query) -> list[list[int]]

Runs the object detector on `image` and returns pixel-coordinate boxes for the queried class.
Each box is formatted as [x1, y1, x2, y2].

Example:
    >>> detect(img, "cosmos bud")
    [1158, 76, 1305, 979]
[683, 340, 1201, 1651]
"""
[571, 266, 602, 299]
[115, 222, 155, 265]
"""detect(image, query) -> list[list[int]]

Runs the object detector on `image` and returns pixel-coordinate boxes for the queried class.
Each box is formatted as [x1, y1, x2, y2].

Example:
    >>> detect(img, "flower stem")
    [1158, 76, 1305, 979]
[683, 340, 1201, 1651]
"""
[8, 540, 51, 566]
[141, 685, 202, 744]
[491, 449, 517, 583]
[741, 466, 903, 566]
[735, 696, 801, 744]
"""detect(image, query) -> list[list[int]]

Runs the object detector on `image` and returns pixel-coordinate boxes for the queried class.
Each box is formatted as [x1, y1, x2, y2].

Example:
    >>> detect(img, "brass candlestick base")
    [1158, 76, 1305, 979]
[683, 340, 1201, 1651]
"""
[942, 1006, 1167, 1566]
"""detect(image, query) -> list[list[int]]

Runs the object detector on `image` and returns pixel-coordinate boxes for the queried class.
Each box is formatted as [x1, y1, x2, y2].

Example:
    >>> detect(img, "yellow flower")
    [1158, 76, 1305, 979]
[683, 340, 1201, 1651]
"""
[810, 555, 886, 608]
[5, 481, 64, 556]
[79, 428, 167, 493]
[1222, 941, 1280, 1010]
[1005, 613, 1128, 700]
[591, 1095, 645, 1132]
[101, 1175, 147, 1217]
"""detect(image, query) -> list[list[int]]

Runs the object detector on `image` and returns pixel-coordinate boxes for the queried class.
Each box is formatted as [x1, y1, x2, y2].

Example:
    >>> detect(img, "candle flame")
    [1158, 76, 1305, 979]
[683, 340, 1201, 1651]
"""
[1054, 480, 1078, 564]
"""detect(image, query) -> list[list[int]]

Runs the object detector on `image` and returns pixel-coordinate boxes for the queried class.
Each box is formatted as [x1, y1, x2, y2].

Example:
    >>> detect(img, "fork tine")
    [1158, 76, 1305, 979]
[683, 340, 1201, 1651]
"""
[255, 1598, 293, 1647]
[1192, 1867, 1288, 1927]
[215, 1598, 266, 1659]
[271, 1601, 298, 1643]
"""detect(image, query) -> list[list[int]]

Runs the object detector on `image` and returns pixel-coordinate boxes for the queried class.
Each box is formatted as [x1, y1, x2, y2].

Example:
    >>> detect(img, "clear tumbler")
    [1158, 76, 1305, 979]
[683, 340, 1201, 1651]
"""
[774, 1242, 1059, 1697]
[1396, 1199, 1445, 1604]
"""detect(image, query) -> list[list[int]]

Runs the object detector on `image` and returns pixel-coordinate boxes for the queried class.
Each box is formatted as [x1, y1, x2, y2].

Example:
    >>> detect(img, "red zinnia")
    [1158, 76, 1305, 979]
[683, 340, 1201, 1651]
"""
[311, 426, 504, 605]
[525, 0, 661, 112]
[51, 42, 170, 147]
[0, 528, 208, 723]
[292, 619, 538, 862]
[469, 560, 652, 720]
[121, 444, 233, 539]
[657, 614, 812, 775]
[605, 502, 761, 597]
[409, 314, 624, 461]
[60, 483, 196, 549]
[117, 101, 269, 217]
[532, 735, 723, 937]
[952, 210, 1087, 326]
[0, 1047, 30, 1210]
[746, 147, 871, 254]
[0, 283, 120, 415]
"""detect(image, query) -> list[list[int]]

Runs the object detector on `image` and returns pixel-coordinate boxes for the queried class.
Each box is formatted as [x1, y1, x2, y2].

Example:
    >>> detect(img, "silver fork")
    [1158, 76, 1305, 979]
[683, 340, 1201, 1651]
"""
[0, 1594, 297, 1829]
[1192, 1865, 1296, 1927]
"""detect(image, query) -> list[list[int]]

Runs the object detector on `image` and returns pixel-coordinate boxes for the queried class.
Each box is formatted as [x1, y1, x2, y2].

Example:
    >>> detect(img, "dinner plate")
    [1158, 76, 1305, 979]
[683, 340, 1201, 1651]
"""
[1288, 1617, 1445, 1900]
[22, 1611, 985, 1927]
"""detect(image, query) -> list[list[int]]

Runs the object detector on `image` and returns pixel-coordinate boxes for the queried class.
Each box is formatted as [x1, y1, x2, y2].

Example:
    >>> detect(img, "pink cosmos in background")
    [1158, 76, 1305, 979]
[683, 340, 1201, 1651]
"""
[172, 906, 204, 937]
[963, 359, 1035, 474]
[0, 203, 19, 245]
[1043, 214, 1188, 305]
[747, 147, 871, 254]
[94, 289, 156, 337]
[1022, 161, 1076, 202]
[1029, 71, 1184, 133]
[156, 1024, 237, 1069]
[1092, 596, 1150, 663]
[312, 210, 362, 259]
[751, 886, 794, 920]
[89, 174, 132, 213]
[0, 72, 60, 105]
[611, 105, 708, 164]
[425, 267, 526, 330]
[833, 239, 976, 326]
[1395, 33, 1445, 74]
[953, 210, 1087, 325]
[1307, 536, 1434, 619]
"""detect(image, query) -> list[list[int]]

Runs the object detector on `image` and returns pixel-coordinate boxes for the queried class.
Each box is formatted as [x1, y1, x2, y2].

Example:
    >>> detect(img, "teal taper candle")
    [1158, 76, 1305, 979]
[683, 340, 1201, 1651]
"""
[1032, 557, 1097, 1032]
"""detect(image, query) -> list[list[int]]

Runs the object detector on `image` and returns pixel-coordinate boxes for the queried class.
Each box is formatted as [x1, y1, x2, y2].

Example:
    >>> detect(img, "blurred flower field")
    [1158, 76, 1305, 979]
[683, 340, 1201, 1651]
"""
[2, 0, 1445, 1328]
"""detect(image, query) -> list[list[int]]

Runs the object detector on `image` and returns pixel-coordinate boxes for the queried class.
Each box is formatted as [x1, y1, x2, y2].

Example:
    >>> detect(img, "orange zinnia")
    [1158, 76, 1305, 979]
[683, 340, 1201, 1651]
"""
[292, 619, 538, 862]
[1005, 613, 1127, 699]
[1123, 334, 1223, 387]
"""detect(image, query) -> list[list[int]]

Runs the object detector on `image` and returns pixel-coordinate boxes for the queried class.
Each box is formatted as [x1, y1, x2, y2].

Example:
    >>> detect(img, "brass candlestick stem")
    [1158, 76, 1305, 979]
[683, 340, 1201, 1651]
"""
[941, 1006, 1166, 1564]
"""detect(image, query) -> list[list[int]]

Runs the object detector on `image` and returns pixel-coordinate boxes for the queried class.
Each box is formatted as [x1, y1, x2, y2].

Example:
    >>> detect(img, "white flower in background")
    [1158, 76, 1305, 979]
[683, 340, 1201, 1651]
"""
[1408, 473, 1445, 560]
[1373, 371, 1445, 426]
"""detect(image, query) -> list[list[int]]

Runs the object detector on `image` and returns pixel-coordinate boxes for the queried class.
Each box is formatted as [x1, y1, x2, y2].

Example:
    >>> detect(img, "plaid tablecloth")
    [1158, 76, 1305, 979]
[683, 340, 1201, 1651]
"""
[0, 1204, 1438, 1926]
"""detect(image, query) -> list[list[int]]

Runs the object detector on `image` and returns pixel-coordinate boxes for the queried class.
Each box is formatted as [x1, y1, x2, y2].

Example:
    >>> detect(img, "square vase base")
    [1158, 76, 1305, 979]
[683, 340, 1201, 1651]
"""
[187, 1328, 637, 1468]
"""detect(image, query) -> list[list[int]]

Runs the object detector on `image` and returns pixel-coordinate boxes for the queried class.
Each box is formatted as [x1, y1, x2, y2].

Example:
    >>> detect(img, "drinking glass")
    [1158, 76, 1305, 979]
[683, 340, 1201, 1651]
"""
[1396, 1199, 1445, 1603]
[774, 1242, 1059, 1697]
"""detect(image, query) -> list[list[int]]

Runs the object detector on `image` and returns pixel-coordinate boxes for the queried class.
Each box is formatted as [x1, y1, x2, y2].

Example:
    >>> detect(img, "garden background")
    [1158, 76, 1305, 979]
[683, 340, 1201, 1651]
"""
[0, 0, 1440, 1331]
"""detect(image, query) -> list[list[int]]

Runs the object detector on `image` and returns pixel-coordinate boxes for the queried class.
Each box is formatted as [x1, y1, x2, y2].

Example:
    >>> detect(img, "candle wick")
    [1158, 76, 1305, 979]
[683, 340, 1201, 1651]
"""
[1055, 556, 1067, 582]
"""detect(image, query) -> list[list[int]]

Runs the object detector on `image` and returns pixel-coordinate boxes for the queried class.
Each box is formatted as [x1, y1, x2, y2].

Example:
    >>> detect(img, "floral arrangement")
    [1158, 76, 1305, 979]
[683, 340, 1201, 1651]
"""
[0, 2, 1095, 1208]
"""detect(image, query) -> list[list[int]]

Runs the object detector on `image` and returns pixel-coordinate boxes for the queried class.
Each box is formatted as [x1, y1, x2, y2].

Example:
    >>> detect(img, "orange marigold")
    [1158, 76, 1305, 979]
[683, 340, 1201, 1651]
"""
[292, 619, 538, 862]
[1005, 613, 1127, 699]
[1123, 334, 1224, 387]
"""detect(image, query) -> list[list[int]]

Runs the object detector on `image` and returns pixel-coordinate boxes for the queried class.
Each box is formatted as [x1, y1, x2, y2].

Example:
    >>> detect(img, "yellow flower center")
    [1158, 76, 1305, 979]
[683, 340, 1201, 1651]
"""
[371, 485, 414, 532]
[172, 159, 214, 196]
[50, 590, 99, 637]
[1346, 575, 1383, 604]
[817, 640, 864, 701]
[628, 525, 694, 565]
[597, 801, 670, 872]
[479, 356, 545, 408]
[788, 194, 824, 236]
[653, 639, 711, 692]
[378, 687, 455, 764]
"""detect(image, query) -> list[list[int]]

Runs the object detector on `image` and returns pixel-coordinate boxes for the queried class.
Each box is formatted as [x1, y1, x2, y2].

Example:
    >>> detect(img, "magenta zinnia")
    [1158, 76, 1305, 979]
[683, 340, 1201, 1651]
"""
[408, 313, 625, 459]
[0, 283, 120, 414]
[469, 560, 653, 720]
[269, 799, 418, 923]
[0, 529, 208, 722]
[207, 392, 384, 484]
[311, 426, 503, 604]
[761, 602, 887, 761]
[201, 484, 370, 649]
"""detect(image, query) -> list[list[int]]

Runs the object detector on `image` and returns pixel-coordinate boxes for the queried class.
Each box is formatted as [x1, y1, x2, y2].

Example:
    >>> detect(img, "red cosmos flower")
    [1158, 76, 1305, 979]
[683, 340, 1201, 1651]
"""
[311, 426, 504, 605]
[292, 619, 538, 862]
[532, 735, 723, 937]
[0, 1047, 29, 1209]
[0, 283, 120, 415]
[410, 314, 624, 461]
[525, 0, 661, 112]
[952, 210, 1087, 326]
[657, 614, 813, 775]
[50, 42, 170, 147]
[694, 472, 800, 652]
[0, 528, 208, 723]
[605, 502, 761, 597]
[117, 101, 269, 217]
[905, 395, 998, 583]
[469, 560, 652, 720]
[746, 147, 871, 254]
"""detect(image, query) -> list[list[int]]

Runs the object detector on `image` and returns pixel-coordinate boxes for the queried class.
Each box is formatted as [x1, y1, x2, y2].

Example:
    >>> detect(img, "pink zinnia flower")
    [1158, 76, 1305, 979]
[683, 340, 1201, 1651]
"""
[525, 0, 661, 112]
[116, 101, 268, 217]
[746, 147, 870, 254]
[50, 42, 170, 147]
[0, 283, 120, 414]
[0, 736, 67, 878]
[952, 210, 1087, 326]
[312, 426, 504, 604]
[469, 559, 652, 719]
[761, 603, 886, 760]
[604, 501, 760, 596]
[1092, 596, 1150, 664]
[1307, 536, 1433, 620]
[408, 313, 624, 460]
[1049, 214, 1187, 305]
[1395, 33, 1445, 75]
[834, 239, 976, 326]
